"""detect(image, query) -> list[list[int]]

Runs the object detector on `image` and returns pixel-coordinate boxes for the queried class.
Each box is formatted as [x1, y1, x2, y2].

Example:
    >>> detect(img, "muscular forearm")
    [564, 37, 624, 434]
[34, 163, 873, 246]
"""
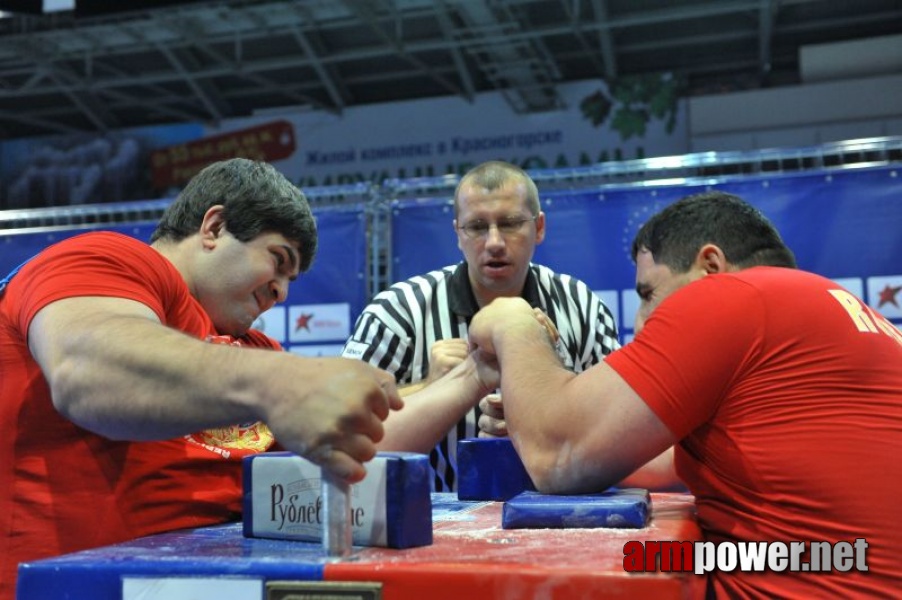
[493, 317, 674, 495]
[398, 380, 429, 396]
[377, 356, 491, 454]
[31, 296, 403, 483]
[492, 321, 587, 487]
[32, 305, 280, 440]
[467, 298, 676, 494]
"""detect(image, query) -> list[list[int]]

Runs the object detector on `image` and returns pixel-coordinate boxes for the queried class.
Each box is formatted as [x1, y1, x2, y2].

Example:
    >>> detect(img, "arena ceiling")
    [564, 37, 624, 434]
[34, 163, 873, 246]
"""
[0, 0, 899, 140]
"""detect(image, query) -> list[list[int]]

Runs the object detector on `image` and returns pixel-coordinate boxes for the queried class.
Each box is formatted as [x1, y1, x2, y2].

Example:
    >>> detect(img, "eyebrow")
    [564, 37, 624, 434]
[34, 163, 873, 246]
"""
[464, 214, 530, 224]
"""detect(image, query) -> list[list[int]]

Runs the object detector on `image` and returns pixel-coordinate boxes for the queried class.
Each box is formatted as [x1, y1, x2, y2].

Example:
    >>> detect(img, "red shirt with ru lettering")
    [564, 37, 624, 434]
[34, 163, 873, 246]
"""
[606, 266, 902, 598]
[0, 232, 280, 600]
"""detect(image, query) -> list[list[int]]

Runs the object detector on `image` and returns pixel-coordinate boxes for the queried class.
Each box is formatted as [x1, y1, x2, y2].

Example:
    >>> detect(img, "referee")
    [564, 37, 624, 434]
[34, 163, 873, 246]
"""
[341, 160, 619, 491]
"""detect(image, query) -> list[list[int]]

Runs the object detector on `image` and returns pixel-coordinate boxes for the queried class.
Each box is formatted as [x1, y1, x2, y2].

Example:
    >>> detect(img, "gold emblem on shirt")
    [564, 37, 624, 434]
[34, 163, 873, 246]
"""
[192, 421, 275, 452]
[189, 335, 276, 455]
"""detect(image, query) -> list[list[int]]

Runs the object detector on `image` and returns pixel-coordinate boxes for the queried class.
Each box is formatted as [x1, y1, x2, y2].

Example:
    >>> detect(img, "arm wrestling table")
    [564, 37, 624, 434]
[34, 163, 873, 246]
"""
[17, 493, 705, 600]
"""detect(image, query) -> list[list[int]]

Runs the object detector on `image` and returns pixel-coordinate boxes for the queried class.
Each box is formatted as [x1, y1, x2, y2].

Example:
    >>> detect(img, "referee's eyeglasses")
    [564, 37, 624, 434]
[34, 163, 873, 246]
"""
[457, 215, 538, 240]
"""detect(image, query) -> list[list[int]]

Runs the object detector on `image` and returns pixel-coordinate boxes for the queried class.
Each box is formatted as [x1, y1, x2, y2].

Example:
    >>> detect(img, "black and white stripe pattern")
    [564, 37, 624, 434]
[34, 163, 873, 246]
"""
[342, 262, 620, 491]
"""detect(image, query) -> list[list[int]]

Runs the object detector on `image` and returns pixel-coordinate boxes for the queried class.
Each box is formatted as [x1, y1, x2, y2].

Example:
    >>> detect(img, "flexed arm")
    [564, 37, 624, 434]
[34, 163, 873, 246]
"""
[468, 297, 677, 494]
[29, 296, 402, 483]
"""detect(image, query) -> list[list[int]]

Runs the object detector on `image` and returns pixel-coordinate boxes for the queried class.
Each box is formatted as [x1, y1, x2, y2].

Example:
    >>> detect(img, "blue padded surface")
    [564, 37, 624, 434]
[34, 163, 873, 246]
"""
[502, 488, 651, 529]
[16, 523, 325, 600]
[383, 452, 433, 548]
[456, 438, 536, 501]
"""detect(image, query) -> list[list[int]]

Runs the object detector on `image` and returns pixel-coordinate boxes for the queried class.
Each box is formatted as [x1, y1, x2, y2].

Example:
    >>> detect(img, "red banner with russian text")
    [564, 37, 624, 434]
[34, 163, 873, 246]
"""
[150, 120, 296, 190]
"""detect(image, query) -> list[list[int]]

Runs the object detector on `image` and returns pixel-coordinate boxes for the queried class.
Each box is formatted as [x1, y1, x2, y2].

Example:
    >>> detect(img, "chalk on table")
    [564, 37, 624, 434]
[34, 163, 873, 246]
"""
[243, 451, 433, 549]
[457, 438, 536, 501]
[502, 488, 651, 529]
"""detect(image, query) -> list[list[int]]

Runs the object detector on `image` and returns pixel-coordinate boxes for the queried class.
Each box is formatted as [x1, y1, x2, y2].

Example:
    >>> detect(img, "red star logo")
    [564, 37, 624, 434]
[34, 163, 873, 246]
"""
[295, 313, 314, 331]
[877, 284, 902, 308]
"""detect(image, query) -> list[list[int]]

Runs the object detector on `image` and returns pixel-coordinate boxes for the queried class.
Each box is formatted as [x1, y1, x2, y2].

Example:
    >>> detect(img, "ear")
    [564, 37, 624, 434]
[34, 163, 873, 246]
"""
[200, 205, 226, 250]
[694, 243, 730, 274]
[454, 218, 464, 251]
[534, 211, 546, 245]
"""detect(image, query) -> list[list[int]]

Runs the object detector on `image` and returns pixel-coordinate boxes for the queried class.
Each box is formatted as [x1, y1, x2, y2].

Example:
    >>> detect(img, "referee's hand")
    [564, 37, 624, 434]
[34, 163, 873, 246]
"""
[426, 338, 468, 382]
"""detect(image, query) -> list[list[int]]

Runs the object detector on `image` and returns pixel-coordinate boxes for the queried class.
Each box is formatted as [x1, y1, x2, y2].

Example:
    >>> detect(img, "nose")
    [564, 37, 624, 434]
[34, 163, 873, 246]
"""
[484, 224, 506, 248]
[269, 278, 288, 305]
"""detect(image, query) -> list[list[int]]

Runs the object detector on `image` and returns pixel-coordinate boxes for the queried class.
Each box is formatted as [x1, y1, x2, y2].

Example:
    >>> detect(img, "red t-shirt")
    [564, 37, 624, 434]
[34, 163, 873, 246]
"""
[606, 266, 902, 597]
[0, 232, 280, 599]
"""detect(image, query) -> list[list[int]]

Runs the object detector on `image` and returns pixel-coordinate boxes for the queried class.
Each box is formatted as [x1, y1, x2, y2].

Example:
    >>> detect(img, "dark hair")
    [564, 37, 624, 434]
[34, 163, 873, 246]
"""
[454, 160, 540, 217]
[151, 158, 318, 272]
[631, 191, 797, 272]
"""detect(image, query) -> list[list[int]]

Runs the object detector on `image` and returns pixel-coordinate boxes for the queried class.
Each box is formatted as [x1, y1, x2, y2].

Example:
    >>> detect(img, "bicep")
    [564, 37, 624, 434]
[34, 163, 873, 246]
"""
[555, 362, 677, 492]
[29, 296, 161, 376]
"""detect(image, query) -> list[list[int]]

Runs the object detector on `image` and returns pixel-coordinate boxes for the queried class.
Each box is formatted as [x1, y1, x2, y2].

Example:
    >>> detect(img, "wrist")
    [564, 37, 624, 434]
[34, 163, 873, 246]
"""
[457, 354, 495, 399]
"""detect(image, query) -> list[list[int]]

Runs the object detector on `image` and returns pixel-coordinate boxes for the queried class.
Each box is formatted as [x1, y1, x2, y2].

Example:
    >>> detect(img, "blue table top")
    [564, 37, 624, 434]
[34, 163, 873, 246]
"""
[17, 492, 702, 600]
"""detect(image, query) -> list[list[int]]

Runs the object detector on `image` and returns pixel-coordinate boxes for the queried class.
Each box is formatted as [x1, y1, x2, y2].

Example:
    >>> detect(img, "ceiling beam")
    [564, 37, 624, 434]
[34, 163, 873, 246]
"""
[168, 12, 335, 115]
[590, 0, 617, 81]
[433, 0, 476, 101]
[339, 0, 466, 98]
[556, 0, 606, 79]
[11, 34, 119, 132]
[758, 0, 774, 80]
[288, 24, 348, 111]
[156, 44, 227, 122]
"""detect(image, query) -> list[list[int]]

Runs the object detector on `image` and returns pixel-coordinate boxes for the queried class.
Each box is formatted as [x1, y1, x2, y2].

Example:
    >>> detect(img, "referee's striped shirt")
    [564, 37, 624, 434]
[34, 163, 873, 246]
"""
[341, 261, 620, 491]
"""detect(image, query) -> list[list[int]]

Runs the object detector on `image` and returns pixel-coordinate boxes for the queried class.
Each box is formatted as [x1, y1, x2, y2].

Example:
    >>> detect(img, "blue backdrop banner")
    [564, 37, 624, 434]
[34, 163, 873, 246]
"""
[391, 165, 902, 339]
[3, 165, 900, 349]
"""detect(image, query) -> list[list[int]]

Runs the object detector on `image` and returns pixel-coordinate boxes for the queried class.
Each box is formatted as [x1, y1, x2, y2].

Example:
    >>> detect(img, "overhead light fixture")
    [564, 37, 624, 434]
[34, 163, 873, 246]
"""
[44, 0, 73, 10]
[0, 1, 209, 16]
[0, 0, 73, 14]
